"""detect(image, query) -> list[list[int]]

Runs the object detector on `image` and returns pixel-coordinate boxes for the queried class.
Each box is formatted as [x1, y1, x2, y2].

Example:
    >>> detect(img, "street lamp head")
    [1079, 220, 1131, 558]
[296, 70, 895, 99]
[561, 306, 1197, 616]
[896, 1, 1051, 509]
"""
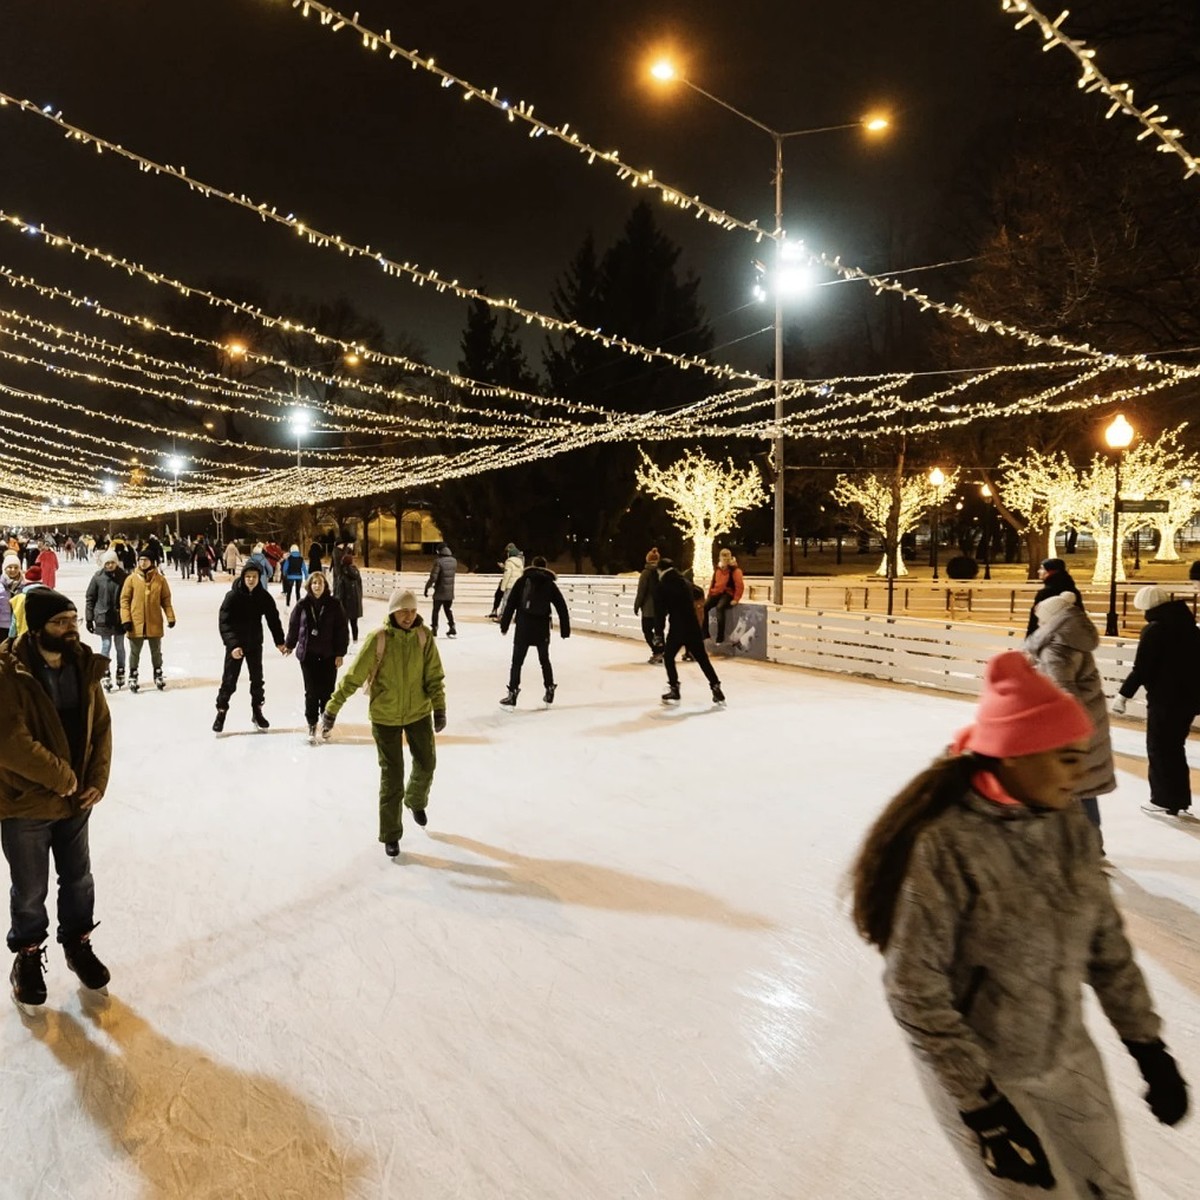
[929, 466, 946, 487]
[225, 340, 247, 358]
[980, 483, 992, 498]
[1105, 413, 1134, 450]
[101, 479, 116, 495]
[166, 455, 184, 475]
[344, 352, 361, 367]
[863, 115, 890, 133]
[650, 60, 677, 82]
[289, 407, 313, 436]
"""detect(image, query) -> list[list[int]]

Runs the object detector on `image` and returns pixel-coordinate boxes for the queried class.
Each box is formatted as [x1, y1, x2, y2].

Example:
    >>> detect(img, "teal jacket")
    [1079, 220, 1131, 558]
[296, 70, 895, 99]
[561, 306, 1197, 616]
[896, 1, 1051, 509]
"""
[326, 616, 445, 725]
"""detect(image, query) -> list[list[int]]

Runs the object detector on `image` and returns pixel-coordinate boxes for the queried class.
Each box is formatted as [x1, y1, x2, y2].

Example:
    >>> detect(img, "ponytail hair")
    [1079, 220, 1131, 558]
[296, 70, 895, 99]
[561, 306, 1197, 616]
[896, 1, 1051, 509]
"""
[850, 753, 991, 951]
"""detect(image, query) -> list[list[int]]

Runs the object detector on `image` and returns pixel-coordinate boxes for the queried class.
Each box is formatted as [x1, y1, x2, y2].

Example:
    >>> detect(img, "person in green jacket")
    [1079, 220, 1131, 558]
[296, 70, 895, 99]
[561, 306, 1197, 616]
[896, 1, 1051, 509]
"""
[320, 588, 446, 857]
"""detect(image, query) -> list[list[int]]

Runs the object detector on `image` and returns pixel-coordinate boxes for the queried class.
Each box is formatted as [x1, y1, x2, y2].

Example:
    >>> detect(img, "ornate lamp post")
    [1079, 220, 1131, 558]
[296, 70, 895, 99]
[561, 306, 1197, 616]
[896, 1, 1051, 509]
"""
[929, 467, 946, 581]
[1104, 414, 1135, 636]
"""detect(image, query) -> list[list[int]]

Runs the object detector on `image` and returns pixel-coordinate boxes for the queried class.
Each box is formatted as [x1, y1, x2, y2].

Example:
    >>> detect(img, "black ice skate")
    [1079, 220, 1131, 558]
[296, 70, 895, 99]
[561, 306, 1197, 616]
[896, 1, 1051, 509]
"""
[662, 684, 681, 704]
[711, 683, 726, 706]
[63, 934, 110, 992]
[413, 808, 428, 827]
[154, 670, 165, 691]
[212, 709, 227, 733]
[447, 627, 457, 638]
[500, 686, 519, 708]
[128, 672, 139, 694]
[544, 683, 557, 705]
[10, 946, 47, 1014]
[251, 706, 270, 731]
[384, 840, 401, 857]
[115, 666, 125, 690]
[102, 670, 113, 693]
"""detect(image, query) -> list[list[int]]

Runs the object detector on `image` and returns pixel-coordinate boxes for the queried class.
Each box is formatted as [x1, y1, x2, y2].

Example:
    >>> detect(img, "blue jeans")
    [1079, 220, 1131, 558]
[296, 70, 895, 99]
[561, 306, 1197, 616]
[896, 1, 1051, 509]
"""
[99, 631, 126, 670]
[1, 811, 96, 950]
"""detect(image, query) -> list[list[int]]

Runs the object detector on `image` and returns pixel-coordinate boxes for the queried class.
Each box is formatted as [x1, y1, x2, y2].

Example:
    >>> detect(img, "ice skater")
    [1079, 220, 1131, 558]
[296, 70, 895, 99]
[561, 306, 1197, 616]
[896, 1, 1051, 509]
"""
[213, 561, 288, 733]
[334, 553, 363, 643]
[280, 544, 307, 607]
[0, 588, 113, 1013]
[851, 651, 1188, 1198]
[320, 588, 446, 858]
[286, 571, 349, 742]
[424, 543, 457, 638]
[498, 556, 569, 707]
[655, 558, 723, 705]
[85, 549, 128, 691]
[633, 547, 664, 663]
[1113, 585, 1200, 817]
[119, 549, 176, 693]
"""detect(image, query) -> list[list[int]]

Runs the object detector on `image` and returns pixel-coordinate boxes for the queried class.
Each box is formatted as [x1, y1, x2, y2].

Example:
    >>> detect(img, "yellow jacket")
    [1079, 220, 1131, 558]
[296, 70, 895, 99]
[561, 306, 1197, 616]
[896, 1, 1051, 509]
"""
[120, 567, 175, 638]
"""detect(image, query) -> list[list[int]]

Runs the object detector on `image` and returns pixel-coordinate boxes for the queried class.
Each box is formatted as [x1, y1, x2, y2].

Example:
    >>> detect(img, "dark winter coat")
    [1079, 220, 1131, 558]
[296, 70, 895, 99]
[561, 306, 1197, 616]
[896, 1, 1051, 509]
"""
[656, 567, 704, 634]
[0, 635, 112, 821]
[282, 551, 307, 582]
[633, 566, 659, 619]
[218, 567, 286, 650]
[307, 544, 325, 575]
[192, 540, 215, 568]
[143, 537, 165, 566]
[425, 547, 457, 602]
[85, 566, 128, 635]
[335, 563, 364, 619]
[500, 565, 570, 638]
[286, 593, 350, 662]
[1118, 598, 1200, 713]
[1025, 568, 1083, 636]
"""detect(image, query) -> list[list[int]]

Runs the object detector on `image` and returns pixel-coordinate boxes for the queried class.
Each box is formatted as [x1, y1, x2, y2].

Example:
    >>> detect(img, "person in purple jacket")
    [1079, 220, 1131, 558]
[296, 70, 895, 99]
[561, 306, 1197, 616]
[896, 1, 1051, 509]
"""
[286, 571, 350, 743]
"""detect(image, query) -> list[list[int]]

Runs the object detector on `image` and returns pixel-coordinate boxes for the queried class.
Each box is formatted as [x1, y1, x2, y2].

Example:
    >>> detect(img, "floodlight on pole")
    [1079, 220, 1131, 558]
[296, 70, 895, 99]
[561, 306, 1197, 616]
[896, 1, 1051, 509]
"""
[289, 406, 313, 468]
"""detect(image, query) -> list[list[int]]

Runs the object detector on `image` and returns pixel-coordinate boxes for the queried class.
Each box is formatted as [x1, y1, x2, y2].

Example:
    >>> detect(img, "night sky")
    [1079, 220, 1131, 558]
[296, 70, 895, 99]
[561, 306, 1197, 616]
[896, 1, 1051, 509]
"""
[0, 1, 1057, 378]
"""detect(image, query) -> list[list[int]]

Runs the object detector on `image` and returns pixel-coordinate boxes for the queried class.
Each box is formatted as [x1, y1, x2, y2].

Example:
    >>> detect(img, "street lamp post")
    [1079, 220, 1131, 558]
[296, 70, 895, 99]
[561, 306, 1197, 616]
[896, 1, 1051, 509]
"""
[980, 483, 995, 580]
[929, 467, 945, 581]
[650, 61, 887, 606]
[166, 454, 184, 540]
[1104, 414, 1135, 637]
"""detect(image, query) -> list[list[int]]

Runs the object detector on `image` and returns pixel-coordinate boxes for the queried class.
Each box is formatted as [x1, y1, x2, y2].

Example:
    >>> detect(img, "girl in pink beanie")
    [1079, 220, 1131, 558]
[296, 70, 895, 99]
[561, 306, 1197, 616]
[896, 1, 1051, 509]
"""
[851, 651, 1188, 1198]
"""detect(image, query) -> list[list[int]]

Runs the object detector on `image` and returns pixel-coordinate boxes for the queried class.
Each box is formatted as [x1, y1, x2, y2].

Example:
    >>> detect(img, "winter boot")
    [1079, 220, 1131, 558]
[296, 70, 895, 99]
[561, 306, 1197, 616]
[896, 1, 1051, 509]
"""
[447, 626, 457, 639]
[10, 946, 47, 1013]
[251, 706, 270, 731]
[128, 671, 139, 694]
[102, 670, 113, 693]
[662, 684, 681, 704]
[62, 933, 110, 991]
[544, 683, 557, 705]
[307, 723, 318, 745]
[711, 683, 726, 705]
[500, 686, 519, 708]
[413, 808, 428, 827]
[384, 839, 401, 857]
[115, 666, 125, 690]
[154, 669, 165, 691]
[212, 708, 227, 733]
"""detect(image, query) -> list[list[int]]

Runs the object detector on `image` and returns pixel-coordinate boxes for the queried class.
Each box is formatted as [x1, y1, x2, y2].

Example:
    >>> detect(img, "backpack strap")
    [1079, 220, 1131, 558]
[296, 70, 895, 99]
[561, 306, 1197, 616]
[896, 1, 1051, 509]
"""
[362, 629, 388, 696]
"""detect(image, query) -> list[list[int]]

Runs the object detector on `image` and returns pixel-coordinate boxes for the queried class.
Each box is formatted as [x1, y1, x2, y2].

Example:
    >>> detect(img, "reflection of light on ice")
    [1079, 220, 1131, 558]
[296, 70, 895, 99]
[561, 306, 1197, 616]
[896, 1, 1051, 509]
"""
[737, 957, 816, 1072]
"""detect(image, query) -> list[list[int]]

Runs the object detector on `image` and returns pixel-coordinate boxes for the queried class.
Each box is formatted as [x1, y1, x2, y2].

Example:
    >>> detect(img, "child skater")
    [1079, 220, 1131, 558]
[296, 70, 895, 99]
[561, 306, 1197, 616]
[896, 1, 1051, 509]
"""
[851, 651, 1188, 1198]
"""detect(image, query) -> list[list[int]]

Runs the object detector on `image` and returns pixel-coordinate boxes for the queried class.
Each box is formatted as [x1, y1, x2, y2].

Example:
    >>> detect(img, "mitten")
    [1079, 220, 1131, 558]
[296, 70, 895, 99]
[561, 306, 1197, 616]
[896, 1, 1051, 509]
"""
[1124, 1039, 1189, 1125]
[121, 622, 133, 634]
[960, 1084, 1054, 1190]
[433, 710, 446, 733]
[1112, 695, 1127, 714]
[320, 711, 337, 740]
[86, 621, 96, 635]
[168, 621, 176, 629]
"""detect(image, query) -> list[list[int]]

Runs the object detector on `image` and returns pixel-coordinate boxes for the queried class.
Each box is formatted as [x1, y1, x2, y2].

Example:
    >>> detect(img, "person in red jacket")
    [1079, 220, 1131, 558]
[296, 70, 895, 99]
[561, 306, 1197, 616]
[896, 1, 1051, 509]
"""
[704, 548, 744, 644]
[36, 541, 59, 590]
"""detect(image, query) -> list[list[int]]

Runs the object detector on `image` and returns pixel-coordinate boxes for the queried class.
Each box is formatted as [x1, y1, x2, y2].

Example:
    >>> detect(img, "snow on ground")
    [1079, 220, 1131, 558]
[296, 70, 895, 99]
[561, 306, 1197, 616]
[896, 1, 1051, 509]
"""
[2, 558, 1198, 1199]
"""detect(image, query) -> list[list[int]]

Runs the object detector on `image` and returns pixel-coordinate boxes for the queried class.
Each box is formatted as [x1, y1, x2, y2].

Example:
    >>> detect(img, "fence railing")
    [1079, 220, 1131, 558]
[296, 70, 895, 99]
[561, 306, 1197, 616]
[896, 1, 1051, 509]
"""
[359, 568, 1153, 721]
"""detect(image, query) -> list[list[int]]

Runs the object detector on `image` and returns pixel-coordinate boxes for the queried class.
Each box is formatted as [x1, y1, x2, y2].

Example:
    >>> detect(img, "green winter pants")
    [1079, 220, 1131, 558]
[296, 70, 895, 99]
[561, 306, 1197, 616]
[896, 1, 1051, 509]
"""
[127, 636, 162, 676]
[372, 716, 436, 842]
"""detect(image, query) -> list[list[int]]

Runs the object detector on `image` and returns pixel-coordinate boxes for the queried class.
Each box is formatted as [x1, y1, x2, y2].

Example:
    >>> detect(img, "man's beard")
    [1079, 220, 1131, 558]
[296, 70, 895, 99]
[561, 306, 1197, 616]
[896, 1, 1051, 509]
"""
[38, 631, 80, 653]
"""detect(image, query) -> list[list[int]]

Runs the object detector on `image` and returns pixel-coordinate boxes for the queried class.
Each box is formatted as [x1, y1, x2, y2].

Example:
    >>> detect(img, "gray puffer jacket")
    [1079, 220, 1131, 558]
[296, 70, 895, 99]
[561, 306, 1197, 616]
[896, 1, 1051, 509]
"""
[425, 547, 457, 602]
[1024, 598, 1116, 798]
[885, 788, 1160, 1196]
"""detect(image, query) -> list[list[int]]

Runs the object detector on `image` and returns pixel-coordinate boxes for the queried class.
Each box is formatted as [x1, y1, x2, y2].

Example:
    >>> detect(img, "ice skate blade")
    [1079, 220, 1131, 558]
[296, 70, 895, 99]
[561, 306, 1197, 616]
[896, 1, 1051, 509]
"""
[1141, 804, 1195, 820]
[12, 995, 45, 1020]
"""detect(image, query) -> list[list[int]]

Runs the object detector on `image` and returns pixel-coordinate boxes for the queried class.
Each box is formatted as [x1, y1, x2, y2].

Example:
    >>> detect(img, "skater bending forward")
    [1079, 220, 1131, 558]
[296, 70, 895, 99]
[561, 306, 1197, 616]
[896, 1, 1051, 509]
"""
[0, 588, 113, 1012]
[213, 562, 288, 733]
[656, 559, 723, 705]
[499, 556, 569, 707]
[321, 588, 446, 858]
[851, 651, 1188, 1198]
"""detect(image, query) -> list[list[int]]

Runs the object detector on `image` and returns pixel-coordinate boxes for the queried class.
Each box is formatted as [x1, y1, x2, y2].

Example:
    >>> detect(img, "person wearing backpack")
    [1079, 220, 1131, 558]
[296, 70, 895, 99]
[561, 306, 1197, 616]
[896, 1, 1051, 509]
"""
[320, 588, 446, 857]
[499, 556, 570, 708]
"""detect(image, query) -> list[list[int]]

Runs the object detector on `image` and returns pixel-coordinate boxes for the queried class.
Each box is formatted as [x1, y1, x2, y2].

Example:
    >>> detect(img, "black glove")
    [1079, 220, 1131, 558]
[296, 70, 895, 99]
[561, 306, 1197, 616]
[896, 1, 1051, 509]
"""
[561, 629, 571, 640]
[960, 1084, 1054, 1190]
[121, 622, 133, 634]
[168, 620, 176, 629]
[86, 621, 96, 635]
[433, 710, 446, 733]
[1124, 1039, 1189, 1125]
[424, 587, 430, 597]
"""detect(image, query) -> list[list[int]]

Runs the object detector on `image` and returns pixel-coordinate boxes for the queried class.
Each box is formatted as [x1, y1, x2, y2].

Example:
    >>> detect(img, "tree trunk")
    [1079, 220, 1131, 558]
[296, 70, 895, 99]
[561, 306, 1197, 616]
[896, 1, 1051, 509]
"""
[1022, 528, 1049, 578]
[394, 493, 404, 572]
[1152, 519, 1182, 561]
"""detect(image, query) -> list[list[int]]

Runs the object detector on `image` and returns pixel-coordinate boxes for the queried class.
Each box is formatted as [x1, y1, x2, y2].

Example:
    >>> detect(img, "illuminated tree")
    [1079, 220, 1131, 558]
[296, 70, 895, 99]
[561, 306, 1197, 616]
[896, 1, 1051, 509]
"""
[832, 469, 960, 577]
[1135, 428, 1200, 561]
[635, 449, 766, 591]
[995, 449, 1078, 560]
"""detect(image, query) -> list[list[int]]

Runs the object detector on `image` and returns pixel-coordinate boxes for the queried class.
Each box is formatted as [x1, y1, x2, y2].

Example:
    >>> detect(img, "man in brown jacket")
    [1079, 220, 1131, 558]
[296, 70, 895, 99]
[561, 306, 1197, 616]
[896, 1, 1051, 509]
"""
[120, 548, 176, 693]
[0, 588, 113, 1013]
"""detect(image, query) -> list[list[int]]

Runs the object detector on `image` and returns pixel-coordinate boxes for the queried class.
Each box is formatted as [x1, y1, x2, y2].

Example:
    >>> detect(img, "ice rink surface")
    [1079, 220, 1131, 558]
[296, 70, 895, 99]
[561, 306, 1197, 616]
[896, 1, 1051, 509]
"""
[2, 559, 1198, 1199]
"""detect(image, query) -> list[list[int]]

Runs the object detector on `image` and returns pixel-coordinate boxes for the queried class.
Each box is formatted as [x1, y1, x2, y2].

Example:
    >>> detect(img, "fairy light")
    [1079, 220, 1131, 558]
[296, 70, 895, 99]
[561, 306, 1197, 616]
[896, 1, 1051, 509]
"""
[285, 1, 769, 240]
[1002, 2, 1200, 181]
[0, 93, 759, 385]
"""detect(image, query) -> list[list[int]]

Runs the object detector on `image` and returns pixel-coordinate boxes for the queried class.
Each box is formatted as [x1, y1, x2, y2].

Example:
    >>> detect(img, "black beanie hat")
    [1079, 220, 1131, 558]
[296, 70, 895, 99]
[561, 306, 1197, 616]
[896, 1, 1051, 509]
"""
[24, 588, 77, 631]
[1041, 558, 1066, 573]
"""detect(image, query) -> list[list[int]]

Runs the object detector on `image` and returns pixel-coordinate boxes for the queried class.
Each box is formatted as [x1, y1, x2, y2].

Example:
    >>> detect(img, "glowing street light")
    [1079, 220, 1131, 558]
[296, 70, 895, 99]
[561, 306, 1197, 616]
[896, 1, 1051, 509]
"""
[289, 406, 313, 468]
[928, 467, 947, 580]
[649, 60, 892, 605]
[1104, 413, 1136, 636]
[166, 454, 186, 540]
[980, 483, 996, 580]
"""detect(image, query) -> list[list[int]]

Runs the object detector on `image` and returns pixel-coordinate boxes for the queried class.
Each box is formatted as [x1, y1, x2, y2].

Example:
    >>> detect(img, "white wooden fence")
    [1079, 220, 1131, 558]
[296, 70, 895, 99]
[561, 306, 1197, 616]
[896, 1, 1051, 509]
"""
[360, 569, 1149, 720]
